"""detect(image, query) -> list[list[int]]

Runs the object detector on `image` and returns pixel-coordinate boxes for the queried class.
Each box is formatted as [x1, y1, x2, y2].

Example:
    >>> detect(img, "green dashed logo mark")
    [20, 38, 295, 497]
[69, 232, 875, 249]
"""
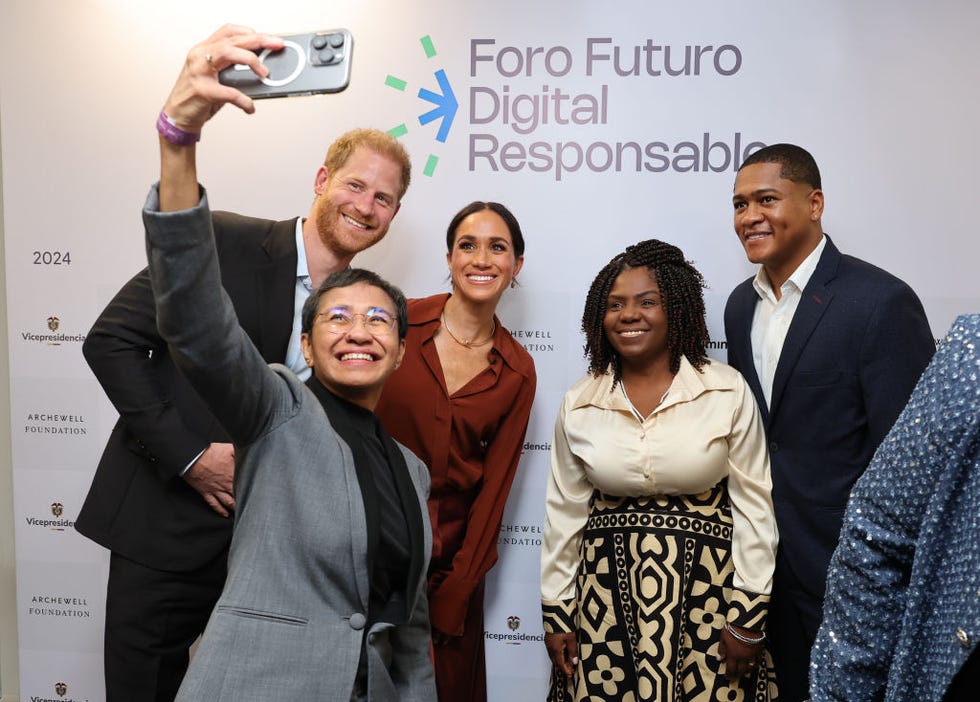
[386, 36, 459, 177]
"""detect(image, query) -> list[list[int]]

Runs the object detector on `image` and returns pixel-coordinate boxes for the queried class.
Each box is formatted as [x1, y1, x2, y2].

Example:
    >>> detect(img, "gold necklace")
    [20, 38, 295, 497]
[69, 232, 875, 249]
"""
[440, 312, 495, 348]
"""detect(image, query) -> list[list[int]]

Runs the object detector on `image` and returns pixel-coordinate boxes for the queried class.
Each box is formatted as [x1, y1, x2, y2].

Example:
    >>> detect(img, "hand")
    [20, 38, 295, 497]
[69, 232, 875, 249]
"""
[717, 624, 762, 680]
[183, 442, 236, 517]
[544, 632, 579, 677]
[161, 24, 284, 133]
[431, 627, 458, 647]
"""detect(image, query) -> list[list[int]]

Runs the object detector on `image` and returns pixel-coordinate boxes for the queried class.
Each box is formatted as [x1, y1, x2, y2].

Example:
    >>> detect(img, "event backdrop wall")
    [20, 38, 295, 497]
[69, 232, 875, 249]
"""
[0, 135, 20, 701]
[2, 0, 978, 700]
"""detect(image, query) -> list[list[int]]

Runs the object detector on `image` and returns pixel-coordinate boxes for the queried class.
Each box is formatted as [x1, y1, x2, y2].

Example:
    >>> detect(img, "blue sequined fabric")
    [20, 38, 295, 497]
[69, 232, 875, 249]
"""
[810, 314, 980, 702]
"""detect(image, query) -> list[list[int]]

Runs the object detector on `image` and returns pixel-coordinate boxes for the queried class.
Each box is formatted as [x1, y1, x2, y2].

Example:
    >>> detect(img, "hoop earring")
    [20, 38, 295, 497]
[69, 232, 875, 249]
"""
[510, 277, 518, 289]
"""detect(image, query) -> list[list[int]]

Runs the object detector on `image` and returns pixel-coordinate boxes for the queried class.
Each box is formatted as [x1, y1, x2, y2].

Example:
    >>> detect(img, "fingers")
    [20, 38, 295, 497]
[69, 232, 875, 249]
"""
[197, 38, 281, 76]
[218, 491, 236, 513]
[564, 636, 579, 675]
[207, 23, 259, 43]
[725, 655, 748, 680]
[431, 628, 453, 646]
[212, 82, 256, 115]
[718, 628, 761, 680]
[163, 27, 285, 132]
[544, 635, 563, 670]
[183, 446, 236, 515]
[200, 486, 234, 517]
[545, 633, 579, 676]
[719, 650, 753, 679]
[545, 646, 563, 672]
[204, 492, 230, 518]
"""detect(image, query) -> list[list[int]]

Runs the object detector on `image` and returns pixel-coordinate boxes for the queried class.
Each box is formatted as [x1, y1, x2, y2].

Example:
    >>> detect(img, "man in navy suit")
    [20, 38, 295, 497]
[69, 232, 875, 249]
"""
[723, 143, 934, 701]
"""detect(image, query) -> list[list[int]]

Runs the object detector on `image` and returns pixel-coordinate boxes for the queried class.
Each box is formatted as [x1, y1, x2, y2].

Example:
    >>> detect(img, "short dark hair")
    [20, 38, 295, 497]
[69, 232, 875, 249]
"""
[445, 201, 525, 257]
[582, 239, 709, 386]
[739, 143, 822, 190]
[301, 268, 408, 341]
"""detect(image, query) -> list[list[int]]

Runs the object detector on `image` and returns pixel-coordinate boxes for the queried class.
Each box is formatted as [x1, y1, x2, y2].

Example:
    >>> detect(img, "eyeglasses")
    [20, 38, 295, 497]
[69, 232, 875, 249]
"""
[316, 307, 396, 335]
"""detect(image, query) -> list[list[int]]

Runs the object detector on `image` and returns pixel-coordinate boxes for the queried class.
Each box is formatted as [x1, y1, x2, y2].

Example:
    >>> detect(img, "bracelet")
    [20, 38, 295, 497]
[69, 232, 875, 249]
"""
[156, 109, 200, 146]
[724, 622, 766, 645]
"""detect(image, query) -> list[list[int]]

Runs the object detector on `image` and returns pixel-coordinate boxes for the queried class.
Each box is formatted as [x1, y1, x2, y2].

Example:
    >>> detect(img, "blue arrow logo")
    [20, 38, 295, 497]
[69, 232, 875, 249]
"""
[418, 69, 458, 143]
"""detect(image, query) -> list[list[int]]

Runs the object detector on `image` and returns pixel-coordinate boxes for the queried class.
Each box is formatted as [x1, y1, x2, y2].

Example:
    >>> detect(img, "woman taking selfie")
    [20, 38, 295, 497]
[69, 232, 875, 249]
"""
[144, 26, 434, 701]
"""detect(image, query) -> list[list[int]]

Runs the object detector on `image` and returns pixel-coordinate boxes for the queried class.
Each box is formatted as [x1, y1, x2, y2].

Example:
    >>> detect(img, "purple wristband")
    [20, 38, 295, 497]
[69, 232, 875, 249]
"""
[156, 110, 200, 146]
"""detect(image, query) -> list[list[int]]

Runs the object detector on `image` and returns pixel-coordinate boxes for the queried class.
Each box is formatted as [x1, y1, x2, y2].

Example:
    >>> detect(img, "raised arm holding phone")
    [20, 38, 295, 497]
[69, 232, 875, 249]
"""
[76, 26, 430, 701]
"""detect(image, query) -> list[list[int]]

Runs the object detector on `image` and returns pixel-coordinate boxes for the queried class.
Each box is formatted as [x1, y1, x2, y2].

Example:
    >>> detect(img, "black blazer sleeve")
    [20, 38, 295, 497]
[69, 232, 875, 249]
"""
[83, 267, 209, 481]
[76, 211, 298, 570]
[82, 212, 298, 480]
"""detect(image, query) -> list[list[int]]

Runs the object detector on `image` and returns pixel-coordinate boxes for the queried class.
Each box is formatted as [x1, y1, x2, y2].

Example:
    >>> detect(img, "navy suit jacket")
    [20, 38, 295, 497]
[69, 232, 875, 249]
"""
[724, 236, 934, 603]
[76, 211, 298, 571]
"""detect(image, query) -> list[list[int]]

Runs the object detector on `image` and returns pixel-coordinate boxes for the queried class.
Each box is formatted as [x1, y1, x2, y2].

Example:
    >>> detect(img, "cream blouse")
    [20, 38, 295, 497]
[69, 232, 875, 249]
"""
[541, 356, 778, 604]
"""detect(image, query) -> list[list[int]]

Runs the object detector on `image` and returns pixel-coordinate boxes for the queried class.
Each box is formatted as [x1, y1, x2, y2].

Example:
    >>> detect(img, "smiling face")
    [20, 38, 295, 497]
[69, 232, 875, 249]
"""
[602, 266, 669, 368]
[312, 146, 403, 259]
[446, 209, 524, 306]
[300, 282, 406, 409]
[732, 162, 824, 288]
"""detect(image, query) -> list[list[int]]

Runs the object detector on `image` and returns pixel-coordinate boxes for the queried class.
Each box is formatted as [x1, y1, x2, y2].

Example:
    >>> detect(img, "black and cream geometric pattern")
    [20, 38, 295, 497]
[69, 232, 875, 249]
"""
[546, 481, 777, 702]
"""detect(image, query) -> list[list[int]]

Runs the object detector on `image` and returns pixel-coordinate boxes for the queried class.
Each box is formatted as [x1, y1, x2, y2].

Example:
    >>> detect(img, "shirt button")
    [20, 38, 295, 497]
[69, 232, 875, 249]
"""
[956, 628, 970, 648]
[349, 613, 366, 630]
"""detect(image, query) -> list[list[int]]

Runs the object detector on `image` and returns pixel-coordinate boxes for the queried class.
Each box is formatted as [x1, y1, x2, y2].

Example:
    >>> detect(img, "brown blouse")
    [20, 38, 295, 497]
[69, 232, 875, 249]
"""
[375, 293, 536, 635]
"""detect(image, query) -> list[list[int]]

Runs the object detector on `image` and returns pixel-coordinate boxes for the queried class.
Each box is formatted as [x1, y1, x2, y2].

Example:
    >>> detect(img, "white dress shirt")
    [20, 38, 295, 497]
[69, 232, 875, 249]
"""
[750, 236, 826, 408]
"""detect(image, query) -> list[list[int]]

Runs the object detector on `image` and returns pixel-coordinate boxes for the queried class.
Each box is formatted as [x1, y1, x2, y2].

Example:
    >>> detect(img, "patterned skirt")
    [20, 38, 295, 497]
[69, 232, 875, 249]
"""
[548, 482, 777, 702]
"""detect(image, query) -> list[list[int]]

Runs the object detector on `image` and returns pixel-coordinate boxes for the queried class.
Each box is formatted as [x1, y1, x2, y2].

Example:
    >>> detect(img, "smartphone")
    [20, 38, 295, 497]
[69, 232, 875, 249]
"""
[218, 30, 353, 99]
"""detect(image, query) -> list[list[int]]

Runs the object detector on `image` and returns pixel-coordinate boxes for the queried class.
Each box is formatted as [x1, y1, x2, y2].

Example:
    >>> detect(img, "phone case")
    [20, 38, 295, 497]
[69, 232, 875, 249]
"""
[218, 30, 353, 99]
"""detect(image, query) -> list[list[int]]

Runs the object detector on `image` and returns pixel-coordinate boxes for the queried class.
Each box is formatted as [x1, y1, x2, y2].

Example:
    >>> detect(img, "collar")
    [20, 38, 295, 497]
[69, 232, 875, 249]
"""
[294, 219, 312, 290]
[570, 355, 729, 412]
[408, 293, 533, 379]
[753, 234, 826, 303]
[304, 374, 377, 426]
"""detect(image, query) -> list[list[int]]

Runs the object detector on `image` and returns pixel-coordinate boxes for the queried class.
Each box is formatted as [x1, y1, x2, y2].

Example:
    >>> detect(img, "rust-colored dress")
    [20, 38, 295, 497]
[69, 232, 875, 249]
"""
[375, 294, 536, 702]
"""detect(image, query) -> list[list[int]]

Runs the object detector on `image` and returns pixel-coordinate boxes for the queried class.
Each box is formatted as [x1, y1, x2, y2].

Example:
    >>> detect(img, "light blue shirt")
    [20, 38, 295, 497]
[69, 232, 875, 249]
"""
[284, 218, 314, 382]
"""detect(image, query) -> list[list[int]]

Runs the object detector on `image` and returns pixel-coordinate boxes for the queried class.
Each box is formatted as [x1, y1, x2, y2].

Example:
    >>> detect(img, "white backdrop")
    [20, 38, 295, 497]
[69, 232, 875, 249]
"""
[2, 0, 978, 699]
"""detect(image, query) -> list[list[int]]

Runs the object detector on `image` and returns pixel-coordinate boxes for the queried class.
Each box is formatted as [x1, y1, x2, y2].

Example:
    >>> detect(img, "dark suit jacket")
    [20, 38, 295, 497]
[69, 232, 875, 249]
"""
[724, 236, 934, 603]
[76, 211, 299, 572]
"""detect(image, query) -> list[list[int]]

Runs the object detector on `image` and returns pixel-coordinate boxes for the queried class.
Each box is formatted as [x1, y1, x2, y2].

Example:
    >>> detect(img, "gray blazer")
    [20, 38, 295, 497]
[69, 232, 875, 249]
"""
[143, 186, 436, 701]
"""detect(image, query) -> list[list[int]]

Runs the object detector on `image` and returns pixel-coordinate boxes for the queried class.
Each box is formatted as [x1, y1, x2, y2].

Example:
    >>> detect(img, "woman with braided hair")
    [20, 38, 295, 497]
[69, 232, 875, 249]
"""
[540, 239, 779, 701]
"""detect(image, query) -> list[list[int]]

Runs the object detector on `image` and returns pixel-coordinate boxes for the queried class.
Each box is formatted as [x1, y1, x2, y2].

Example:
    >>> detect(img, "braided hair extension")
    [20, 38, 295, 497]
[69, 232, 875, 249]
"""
[581, 239, 709, 386]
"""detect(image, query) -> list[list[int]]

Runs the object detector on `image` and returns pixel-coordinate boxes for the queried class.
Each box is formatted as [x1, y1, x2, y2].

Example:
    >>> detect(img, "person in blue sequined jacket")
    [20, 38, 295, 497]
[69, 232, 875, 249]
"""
[810, 314, 979, 702]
